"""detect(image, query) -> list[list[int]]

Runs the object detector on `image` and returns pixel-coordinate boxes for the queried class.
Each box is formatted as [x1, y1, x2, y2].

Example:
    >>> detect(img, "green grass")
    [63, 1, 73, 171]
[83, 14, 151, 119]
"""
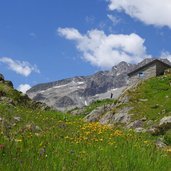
[70, 99, 116, 116]
[126, 75, 171, 124]
[0, 103, 171, 171]
[0, 78, 171, 170]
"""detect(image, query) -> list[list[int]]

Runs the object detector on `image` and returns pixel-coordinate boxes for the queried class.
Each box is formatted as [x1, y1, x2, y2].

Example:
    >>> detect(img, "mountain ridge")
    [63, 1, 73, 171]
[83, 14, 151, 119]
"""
[27, 58, 171, 111]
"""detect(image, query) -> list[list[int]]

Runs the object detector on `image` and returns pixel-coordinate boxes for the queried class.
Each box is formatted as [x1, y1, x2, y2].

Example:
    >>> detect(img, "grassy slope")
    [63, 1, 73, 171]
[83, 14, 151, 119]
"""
[126, 75, 171, 125]
[69, 99, 116, 116]
[0, 79, 171, 170]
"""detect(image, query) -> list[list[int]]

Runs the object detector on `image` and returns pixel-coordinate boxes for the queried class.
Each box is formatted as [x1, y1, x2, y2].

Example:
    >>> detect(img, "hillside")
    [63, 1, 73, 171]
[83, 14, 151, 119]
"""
[0, 73, 171, 170]
[83, 75, 171, 136]
[27, 58, 171, 111]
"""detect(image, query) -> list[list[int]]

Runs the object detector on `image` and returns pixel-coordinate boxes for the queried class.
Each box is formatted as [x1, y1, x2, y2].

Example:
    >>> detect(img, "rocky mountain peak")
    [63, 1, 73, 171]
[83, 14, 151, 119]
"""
[27, 58, 171, 111]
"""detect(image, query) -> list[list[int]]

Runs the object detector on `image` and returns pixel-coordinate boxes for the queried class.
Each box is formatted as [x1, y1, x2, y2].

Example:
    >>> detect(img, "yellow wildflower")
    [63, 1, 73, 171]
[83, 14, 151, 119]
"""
[15, 139, 22, 142]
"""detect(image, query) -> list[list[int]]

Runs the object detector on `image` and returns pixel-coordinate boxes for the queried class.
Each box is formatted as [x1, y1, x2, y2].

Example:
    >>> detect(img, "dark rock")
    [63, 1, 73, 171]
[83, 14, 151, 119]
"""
[4, 80, 13, 88]
[127, 120, 143, 129]
[0, 74, 4, 81]
[0, 91, 6, 97]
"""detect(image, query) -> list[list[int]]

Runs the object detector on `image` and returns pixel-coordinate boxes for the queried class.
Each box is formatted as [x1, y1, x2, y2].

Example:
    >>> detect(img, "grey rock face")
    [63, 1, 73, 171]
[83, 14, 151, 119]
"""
[99, 111, 114, 125]
[111, 107, 132, 124]
[27, 61, 133, 110]
[112, 112, 131, 124]
[26, 58, 171, 111]
[84, 106, 106, 122]
[127, 120, 143, 129]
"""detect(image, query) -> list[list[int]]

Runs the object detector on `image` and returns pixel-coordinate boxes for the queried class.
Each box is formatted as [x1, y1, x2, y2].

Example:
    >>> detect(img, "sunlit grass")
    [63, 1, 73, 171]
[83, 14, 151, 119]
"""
[0, 103, 171, 171]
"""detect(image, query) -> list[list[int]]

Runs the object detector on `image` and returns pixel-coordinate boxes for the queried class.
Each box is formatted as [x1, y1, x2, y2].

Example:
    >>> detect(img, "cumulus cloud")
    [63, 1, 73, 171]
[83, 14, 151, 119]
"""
[17, 84, 31, 94]
[108, 0, 171, 28]
[58, 27, 147, 68]
[0, 57, 40, 77]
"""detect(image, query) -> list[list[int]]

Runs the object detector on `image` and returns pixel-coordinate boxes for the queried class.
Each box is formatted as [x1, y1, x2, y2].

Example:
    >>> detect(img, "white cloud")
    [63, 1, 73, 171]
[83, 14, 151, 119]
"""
[107, 14, 120, 25]
[58, 28, 82, 40]
[58, 27, 147, 68]
[17, 84, 31, 94]
[108, 0, 171, 28]
[160, 51, 171, 62]
[0, 57, 40, 77]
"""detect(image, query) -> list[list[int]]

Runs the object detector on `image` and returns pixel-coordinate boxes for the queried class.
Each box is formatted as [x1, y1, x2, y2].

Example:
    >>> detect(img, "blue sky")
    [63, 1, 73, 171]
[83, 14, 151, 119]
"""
[0, 0, 171, 93]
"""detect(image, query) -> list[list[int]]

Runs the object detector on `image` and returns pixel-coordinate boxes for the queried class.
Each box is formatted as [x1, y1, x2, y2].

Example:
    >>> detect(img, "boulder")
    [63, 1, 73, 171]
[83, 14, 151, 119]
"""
[99, 111, 114, 125]
[84, 106, 106, 122]
[110, 107, 132, 124]
[127, 120, 143, 129]
[159, 116, 171, 131]
[112, 112, 131, 124]
[147, 127, 161, 135]
[134, 127, 146, 133]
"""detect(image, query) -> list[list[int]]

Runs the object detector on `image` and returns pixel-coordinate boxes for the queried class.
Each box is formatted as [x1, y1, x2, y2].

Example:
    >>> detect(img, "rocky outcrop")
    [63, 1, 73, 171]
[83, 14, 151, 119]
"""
[147, 116, 171, 136]
[127, 120, 143, 129]
[159, 116, 171, 131]
[84, 105, 112, 122]
[0, 73, 50, 111]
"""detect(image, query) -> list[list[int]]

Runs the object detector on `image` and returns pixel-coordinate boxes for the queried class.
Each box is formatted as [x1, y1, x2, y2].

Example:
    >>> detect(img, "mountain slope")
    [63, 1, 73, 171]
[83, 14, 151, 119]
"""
[27, 58, 171, 111]
[0, 74, 171, 170]
[0, 74, 49, 110]
[83, 74, 171, 138]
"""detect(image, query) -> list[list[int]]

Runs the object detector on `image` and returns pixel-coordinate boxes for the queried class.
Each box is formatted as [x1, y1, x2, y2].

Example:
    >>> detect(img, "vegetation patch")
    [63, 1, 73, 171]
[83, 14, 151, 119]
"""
[126, 75, 171, 123]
